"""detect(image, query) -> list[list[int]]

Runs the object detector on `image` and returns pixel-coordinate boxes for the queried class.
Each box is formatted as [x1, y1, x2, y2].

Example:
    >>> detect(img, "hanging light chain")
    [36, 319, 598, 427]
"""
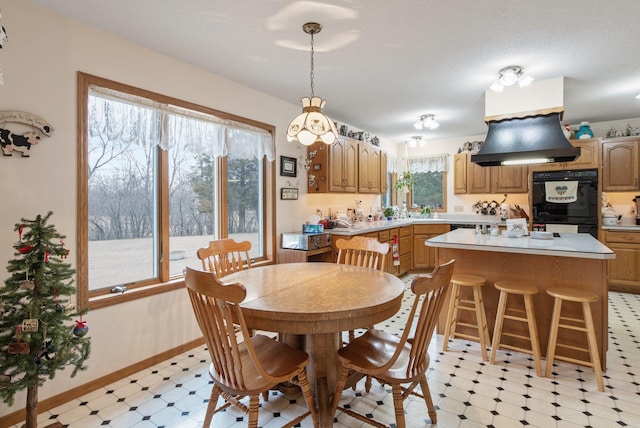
[309, 29, 315, 97]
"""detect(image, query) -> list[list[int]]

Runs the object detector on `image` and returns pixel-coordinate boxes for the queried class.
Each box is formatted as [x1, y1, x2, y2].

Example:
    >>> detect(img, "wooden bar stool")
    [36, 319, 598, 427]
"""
[545, 287, 604, 392]
[442, 274, 490, 361]
[489, 281, 543, 376]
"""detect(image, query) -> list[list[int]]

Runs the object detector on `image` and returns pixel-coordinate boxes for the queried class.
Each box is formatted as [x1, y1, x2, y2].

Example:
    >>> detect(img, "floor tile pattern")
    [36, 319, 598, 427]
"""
[15, 275, 640, 427]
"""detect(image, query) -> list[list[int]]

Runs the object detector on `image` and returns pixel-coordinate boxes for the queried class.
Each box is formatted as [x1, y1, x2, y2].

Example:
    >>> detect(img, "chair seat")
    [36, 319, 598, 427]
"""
[337, 329, 427, 382]
[451, 274, 486, 287]
[547, 287, 598, 302]
[494, 280, 538, 295]
[210, 334, 309, 394]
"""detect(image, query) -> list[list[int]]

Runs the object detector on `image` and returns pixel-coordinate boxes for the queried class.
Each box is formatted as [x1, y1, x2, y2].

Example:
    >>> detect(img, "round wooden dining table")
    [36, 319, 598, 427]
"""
[223, 262, 405, 428]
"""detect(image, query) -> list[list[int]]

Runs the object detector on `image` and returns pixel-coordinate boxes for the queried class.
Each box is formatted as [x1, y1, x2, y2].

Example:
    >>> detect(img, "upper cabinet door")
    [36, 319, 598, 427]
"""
[602, 138, 639, 191]
[453, 153, 467, 194]
[358, 144, 381, 193]
[342, 138, 359, 193]
[467, 159, 491, 193]
[491, 164, 528, 193]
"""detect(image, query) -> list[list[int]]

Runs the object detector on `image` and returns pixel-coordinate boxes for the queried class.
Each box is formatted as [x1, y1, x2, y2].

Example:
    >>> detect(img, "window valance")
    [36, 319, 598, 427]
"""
[89, 86, 274, 161]
[408, 153, 448, 173]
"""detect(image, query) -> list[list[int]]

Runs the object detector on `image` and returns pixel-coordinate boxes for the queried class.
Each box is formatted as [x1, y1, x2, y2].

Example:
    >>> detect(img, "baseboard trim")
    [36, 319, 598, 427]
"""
[0, 337, 205, 427]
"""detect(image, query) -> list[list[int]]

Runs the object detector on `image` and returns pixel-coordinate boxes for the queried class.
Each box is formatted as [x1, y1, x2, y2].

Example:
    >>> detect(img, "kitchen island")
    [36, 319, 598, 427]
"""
[427, 229, 615, 369]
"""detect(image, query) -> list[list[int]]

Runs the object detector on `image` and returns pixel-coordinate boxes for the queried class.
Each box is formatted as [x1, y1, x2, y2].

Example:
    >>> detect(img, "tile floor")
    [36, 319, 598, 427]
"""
[17, 275, 640, 427]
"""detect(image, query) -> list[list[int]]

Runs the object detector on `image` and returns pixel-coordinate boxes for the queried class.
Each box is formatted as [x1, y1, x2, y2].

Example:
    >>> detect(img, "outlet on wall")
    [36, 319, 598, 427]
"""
[454, 205, 464, 213]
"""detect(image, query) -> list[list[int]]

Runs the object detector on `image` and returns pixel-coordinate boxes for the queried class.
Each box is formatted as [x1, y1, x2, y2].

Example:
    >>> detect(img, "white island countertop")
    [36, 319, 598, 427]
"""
[426, 229, 615, 260]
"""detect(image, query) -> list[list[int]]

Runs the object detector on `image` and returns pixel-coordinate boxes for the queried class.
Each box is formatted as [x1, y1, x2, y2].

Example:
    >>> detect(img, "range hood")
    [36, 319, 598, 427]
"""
[472, 76, 580, 167]
[471, 110, 580, 167]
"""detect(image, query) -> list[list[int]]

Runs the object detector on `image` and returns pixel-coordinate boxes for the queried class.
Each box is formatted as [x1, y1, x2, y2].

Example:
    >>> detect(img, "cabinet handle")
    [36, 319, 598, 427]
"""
[623, 236, 633, 240]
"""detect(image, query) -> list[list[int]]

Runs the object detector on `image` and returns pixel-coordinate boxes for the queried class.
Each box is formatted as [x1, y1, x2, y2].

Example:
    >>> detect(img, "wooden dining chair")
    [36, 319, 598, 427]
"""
[336, 235, 390, 270]
[330, 259, 455, 427]
[184, 267, 319, 428]
[197, 238, 252, 278]
[336, 236, 390, 343]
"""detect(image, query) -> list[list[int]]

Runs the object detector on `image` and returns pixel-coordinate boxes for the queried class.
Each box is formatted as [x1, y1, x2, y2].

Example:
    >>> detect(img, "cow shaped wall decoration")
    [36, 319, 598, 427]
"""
[0, 110, 53, 157]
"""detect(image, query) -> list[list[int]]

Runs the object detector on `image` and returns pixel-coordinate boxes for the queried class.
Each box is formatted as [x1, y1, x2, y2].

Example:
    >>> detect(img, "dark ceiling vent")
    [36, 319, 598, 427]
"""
[471, 111, 580, 167]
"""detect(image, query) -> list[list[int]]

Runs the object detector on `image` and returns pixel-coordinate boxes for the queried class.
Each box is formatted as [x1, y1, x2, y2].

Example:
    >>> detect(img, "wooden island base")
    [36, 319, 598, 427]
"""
[434, 247, 608, 370]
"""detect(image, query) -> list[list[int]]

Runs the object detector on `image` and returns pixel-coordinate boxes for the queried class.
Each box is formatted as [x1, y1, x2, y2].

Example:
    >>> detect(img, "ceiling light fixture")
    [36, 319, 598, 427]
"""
[287, 22, 338, 146]
[489, 66, 534, 92]
[414, 114, 439, 130]
[407, 136, 426, 148]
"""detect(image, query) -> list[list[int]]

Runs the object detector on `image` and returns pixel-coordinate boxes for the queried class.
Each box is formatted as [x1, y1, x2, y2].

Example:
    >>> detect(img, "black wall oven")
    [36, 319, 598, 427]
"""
[532, 169, 599, 238]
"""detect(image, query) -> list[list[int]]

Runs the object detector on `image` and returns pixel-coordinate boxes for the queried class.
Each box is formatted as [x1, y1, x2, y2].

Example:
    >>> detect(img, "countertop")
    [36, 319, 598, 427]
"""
[601, 219, 640, 231]
[326, 214, 504, 236]
[426, 228, 615, 260]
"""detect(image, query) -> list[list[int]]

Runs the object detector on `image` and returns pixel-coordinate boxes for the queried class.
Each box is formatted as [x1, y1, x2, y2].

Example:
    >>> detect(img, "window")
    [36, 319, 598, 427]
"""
[411, 171, 445, 210]
[77, 73, 275, 309]
[408, 154, 448, 210]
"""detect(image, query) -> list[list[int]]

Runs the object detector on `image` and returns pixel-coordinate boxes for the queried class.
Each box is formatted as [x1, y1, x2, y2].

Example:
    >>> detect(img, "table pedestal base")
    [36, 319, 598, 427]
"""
[282, 332, 340, 427]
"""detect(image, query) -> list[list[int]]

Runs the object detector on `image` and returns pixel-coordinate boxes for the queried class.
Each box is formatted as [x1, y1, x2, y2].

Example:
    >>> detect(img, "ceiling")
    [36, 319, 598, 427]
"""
[25, 0, 640, 144]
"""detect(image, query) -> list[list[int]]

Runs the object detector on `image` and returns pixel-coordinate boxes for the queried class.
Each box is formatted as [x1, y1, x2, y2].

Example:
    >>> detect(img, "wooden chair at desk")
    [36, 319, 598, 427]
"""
[184, 267, 319, 428]
[197, 238, 252, 278]
[330, 259, 455, 427]
[336, 236, 390, 345]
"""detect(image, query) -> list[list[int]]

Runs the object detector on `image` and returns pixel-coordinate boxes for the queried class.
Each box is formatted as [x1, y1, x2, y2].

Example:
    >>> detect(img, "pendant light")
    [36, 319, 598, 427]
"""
[287, 22, 338, 146]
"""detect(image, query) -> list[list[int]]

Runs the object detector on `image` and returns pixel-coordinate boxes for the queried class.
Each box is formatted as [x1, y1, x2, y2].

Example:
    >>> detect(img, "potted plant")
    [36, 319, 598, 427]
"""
[394, 171, 414, 192]
[383, 207, 395, 220]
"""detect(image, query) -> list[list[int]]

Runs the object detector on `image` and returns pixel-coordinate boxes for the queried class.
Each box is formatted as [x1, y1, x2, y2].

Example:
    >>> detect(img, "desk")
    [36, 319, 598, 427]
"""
[224, 262, 404, 427]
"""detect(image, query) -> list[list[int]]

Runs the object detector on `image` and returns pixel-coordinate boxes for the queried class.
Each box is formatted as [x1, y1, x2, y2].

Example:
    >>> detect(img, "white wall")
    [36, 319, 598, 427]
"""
[0, 0, 312, 416]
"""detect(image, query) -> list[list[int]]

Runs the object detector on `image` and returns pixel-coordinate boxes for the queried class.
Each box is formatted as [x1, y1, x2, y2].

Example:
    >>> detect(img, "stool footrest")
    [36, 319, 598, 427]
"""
[502, 331, 533, 342]
[495, 342, 535, 355]
[550, 353, 596, 368]
[504, 314, 528, 323]
[452, 332, 484, 341]
[456, 321, 481, 329]
[555, 342, 590, 354]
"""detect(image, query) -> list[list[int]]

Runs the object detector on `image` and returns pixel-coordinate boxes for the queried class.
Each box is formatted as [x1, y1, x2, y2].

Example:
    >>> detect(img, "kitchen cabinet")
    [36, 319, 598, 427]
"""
[329, 137, 358, 192]
[358, 143, 381, 193]
[397, 225, 412, 275]
[602, 137, 639, 191]
[380, 150, 389, 194]
[306, 138, 358, 193]
[466, 155, 528, 194]
[453, 153, 467, 194]
[467, 158, 492, 193]
[412, 224, 450, 269]
[602, 229, 640, 294]
[530, 138, 600, 172]
[306, 137, 388, 194]
[491, 164, 528, 193]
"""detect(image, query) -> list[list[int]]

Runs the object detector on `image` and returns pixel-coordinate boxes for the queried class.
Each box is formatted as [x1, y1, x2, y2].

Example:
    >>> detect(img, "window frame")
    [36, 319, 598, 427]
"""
[77, 72, 276, 310]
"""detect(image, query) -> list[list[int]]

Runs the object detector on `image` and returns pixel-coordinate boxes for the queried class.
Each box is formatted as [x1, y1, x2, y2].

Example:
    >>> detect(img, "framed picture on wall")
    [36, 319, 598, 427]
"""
[280, 156, 297, 177]
[281, 188, 298, 200]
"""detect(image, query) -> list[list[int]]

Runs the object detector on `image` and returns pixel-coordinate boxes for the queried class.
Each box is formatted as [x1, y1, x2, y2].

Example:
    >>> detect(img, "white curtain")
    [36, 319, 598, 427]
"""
[408, 153, 448, 173]
[387, 154, 399, 173]
[90, 86, 274, 161]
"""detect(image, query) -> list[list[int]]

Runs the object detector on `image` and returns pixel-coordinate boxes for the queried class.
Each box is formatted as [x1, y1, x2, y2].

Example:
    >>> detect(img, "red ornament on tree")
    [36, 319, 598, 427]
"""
[73, 318, 88, 337]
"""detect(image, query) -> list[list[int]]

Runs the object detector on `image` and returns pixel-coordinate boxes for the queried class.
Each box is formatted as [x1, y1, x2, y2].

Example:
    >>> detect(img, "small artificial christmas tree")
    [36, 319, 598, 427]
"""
[0, 211, 90, 428]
